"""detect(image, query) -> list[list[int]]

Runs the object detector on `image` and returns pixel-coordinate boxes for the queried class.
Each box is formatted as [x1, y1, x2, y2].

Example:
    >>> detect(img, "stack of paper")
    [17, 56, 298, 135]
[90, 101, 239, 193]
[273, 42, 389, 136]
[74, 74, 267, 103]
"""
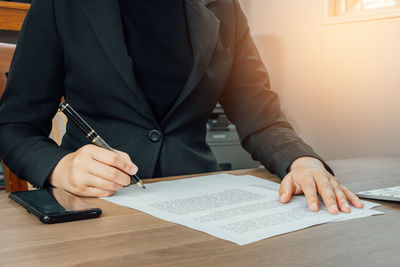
[103, 174, 382, 245]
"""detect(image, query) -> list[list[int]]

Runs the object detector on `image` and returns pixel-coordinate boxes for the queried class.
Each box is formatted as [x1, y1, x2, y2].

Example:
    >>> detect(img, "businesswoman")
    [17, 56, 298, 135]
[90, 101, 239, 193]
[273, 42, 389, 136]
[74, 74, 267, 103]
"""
[0, 0, 363, 214]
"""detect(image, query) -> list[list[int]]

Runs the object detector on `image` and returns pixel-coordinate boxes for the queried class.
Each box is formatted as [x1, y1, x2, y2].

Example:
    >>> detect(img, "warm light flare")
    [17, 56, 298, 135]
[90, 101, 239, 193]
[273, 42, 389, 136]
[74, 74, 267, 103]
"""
[345, 0, 400, 14]
[363, 0, 399, 9]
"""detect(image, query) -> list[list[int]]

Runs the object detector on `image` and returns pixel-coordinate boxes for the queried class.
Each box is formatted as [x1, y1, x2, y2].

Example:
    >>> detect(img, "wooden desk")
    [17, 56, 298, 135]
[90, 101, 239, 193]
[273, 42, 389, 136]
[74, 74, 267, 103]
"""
[1, 164, 400, 266]
[0, 1, 30, 31]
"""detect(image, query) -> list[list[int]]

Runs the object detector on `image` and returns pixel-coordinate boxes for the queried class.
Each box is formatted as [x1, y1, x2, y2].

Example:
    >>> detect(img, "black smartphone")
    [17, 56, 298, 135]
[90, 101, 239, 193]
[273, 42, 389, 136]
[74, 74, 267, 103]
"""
[9, 188, 102, 224]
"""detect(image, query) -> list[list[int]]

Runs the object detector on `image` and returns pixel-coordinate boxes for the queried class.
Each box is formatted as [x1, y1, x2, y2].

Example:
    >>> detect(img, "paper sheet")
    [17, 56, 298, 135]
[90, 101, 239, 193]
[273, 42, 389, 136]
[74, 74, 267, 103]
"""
[102, 174, 382, 245]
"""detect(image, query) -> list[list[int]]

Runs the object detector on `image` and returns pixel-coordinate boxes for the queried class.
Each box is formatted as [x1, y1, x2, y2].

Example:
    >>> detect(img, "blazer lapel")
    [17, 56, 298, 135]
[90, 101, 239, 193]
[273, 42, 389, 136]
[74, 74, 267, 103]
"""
[84, 0, 156, 124]
[162, 0, 220, 126]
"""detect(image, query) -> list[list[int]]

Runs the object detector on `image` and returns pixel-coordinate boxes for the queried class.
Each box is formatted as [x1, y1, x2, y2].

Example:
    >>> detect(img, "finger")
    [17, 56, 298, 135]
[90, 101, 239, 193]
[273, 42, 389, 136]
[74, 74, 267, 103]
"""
[298, 175, 319, 212]
[115, 150, 138, 174]
[87, 160, 130, 186]
[341, 185, 364, 209]
[79, 186, 115, 198]
[88, 146, 136, 175]
[83, 173, 124, 192]
[329, 179, 351, 213]
[279, 175, 295, 203]
[314, 174, 339, 214]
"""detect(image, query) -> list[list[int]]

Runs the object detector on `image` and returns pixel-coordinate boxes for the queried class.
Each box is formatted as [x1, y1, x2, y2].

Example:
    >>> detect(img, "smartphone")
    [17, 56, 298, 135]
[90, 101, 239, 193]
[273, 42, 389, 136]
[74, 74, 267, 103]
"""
[9, 188, 102, 224]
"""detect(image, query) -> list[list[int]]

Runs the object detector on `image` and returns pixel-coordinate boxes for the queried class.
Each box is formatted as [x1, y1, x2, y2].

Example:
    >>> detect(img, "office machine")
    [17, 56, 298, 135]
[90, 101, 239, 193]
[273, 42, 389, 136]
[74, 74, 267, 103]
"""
[0, 164, 4, 190]
[206, 104, 260, 171]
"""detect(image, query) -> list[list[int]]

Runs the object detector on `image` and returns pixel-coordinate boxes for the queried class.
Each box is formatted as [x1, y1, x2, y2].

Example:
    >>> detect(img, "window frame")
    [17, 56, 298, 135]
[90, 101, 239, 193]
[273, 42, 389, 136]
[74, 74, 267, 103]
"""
[323, 0, 400, 25]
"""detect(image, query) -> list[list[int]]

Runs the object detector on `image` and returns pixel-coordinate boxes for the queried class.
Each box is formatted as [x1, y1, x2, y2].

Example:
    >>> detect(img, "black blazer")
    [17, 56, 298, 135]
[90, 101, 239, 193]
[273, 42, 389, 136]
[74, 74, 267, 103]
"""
[0, 0, 329, 188]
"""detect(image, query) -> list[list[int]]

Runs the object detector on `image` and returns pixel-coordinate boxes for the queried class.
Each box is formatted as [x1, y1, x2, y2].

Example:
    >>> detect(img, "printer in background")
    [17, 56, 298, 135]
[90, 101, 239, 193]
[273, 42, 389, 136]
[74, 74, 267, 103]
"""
[0, 164, 4, 190]
[206, 104, 260, 171]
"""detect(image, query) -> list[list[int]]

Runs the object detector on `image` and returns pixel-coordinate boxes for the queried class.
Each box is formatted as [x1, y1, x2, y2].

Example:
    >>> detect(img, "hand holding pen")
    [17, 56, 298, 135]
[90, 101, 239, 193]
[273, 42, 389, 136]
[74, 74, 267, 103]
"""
[59, 102, 145, 188]
[48, 102, 145, 197]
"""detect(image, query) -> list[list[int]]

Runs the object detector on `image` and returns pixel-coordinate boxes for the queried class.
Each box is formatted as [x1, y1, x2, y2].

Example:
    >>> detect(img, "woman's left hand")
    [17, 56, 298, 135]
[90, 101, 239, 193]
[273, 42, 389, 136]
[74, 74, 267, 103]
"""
[279, 157, 364, 214]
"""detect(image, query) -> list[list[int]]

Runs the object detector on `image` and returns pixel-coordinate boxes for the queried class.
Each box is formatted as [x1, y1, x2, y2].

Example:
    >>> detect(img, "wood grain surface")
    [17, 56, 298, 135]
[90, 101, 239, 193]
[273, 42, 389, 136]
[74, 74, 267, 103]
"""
[0, 166, 399, 267]
[0, 42, 29, 192]
[0, 1, 29, 31]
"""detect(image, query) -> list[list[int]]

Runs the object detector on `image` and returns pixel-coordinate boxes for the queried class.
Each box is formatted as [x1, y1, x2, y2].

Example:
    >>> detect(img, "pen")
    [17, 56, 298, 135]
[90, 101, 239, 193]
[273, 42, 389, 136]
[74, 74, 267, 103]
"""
[59, 102, 146, 189]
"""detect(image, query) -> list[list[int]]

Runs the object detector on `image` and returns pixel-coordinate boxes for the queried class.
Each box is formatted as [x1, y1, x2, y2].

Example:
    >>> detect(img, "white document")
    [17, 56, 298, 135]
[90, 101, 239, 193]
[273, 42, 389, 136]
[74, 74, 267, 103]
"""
[102, 174, 382, 245]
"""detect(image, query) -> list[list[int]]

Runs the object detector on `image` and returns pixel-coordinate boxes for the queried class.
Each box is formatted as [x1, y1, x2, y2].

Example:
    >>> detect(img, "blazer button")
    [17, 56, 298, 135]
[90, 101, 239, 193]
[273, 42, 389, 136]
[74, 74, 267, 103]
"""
[148, 130, 161, 143]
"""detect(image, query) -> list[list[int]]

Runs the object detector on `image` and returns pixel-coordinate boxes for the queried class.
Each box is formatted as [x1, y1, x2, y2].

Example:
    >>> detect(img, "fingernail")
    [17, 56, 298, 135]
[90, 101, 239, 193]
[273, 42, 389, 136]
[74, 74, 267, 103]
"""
[310, 202, 318, 211]
[130, 166, 137, 174]
[280, 193, 287, 202]
[343, 203, 351, 212]
[330, 204, 339, 214]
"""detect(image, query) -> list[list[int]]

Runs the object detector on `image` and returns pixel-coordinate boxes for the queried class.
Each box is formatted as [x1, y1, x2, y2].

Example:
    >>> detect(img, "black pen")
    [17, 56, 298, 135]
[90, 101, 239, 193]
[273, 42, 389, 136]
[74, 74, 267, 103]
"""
[59, 102, 146, 189]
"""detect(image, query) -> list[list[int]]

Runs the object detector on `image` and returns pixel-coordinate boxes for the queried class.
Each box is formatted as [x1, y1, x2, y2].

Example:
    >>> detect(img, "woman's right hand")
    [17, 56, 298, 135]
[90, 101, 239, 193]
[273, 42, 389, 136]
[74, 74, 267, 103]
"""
[48, 144, 138, 197]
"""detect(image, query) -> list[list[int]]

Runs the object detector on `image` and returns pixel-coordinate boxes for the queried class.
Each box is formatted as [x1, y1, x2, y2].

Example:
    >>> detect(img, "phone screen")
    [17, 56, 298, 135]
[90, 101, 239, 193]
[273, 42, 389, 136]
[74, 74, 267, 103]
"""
[9, 188, 102, 223]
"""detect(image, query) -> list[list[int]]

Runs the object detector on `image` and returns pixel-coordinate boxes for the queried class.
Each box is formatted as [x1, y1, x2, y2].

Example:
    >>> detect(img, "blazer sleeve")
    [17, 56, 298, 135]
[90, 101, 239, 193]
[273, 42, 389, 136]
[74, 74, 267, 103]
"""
[0, 0, 72, 188]
[219, 0, 333, 178]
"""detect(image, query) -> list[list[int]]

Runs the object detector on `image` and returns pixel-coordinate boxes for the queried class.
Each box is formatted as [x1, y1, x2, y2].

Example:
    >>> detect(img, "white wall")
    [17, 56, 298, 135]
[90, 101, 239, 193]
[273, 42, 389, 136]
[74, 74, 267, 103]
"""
[239, 0, 400, 160]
